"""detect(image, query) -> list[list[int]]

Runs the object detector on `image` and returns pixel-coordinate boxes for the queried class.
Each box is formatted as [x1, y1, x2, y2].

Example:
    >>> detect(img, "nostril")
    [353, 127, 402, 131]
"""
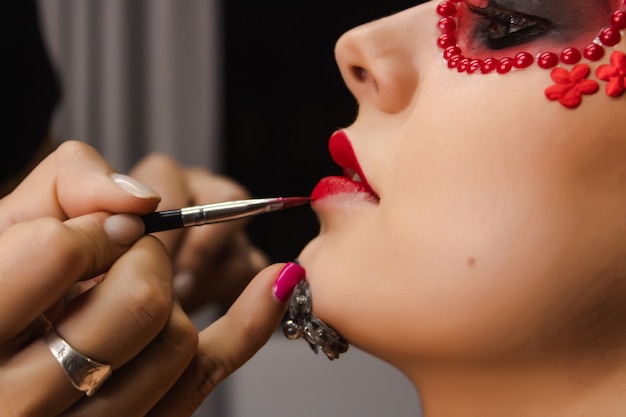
[351, 66, 367, 82]
[350, 65, 379, 94]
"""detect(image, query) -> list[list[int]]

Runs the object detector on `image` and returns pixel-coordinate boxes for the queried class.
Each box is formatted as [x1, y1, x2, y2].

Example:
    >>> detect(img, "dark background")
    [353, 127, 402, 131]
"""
[222, 2, 421, 262]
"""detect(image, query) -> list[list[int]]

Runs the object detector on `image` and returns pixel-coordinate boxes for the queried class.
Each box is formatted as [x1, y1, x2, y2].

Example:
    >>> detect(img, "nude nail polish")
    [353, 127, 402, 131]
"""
[111, 173, 160, 199]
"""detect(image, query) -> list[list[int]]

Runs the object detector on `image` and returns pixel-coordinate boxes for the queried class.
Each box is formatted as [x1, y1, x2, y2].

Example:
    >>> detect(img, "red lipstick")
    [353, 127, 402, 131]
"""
[311, 131, 379, 202]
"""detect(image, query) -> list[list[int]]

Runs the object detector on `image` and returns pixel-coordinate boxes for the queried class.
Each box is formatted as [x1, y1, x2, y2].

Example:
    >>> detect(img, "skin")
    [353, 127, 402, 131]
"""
[128, 153, 268, 312]
[298, 1, 626, 416]
[0, 135, 266, 315]
[1, 135, 267, 314]
[0, 141, 288, 416]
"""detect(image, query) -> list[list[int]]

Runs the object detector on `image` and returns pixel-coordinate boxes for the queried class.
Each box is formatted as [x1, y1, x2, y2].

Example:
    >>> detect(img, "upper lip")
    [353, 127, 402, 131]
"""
[329, 130, 379, 199]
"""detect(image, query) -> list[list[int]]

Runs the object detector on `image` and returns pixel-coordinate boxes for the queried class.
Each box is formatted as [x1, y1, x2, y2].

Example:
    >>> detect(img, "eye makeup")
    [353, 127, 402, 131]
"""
[435, 0, 626, 108]
[463, 1, 553, 51]
[437, 0, 625, 73]
[467, 0, 612, 52]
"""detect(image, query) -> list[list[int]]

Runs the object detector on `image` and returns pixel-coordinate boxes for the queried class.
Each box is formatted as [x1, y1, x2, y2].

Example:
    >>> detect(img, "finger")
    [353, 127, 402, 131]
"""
[0, 236, 174, 416]
[146, 263, 294, 417]
[168, 168, 255, 308]
[174, 232, 268, 311]
[176, 166, 254, 265]
[213, 240, 269, 306]
[128, 154, 191, 254]
[0, 212, 144, 344]
[130, 156, 252, 256]
[175, 166, 252, 257]
[55, 236, 173, 368]
[61, 301, 198, 417]
[0, 141, 161, 233]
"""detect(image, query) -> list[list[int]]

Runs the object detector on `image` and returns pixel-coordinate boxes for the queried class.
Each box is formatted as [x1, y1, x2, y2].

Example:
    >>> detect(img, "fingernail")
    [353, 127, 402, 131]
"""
[273, 262, 306, 303]
[104, 214, 145, 246]
[111, 173, 160, 199]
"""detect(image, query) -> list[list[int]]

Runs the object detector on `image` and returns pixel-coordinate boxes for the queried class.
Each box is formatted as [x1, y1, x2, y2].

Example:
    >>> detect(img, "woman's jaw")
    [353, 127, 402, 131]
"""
[298, 128, 384, 351]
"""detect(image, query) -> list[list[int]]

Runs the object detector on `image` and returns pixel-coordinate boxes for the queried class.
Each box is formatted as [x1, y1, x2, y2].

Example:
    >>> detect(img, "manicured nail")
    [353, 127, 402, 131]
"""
[111, 173, 160, 199]
[273, 262, 306, 303]
[104, 214, 145, 246]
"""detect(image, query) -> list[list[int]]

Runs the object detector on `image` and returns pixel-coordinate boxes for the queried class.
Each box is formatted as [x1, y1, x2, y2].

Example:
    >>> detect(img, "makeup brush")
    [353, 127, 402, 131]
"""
[141, 196, 310, 234]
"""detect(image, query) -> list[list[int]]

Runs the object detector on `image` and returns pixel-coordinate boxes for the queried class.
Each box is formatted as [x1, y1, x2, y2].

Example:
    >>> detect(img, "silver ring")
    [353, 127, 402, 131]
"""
[42, 328, 112, 397]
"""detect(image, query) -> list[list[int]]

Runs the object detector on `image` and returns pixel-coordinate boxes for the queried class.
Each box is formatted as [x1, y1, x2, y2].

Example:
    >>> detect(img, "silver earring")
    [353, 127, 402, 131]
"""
[282, 278, 349, 360]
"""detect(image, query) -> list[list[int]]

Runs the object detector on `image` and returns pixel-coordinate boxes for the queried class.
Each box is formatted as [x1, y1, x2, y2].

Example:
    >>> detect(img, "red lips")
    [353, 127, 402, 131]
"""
[310, 131, 379, 201]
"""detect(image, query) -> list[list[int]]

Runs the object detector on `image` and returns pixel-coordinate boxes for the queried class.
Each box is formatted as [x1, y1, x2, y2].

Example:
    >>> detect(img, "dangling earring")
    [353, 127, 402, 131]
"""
[282, 277, 349, 360]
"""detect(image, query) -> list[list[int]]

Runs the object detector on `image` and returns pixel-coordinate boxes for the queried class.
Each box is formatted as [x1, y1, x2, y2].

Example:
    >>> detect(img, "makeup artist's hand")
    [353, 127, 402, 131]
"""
[0, 140, 192, 415]
[0, 141, 296, 416]
[68, 262, 299, 417]
[129, 154, 268, 313]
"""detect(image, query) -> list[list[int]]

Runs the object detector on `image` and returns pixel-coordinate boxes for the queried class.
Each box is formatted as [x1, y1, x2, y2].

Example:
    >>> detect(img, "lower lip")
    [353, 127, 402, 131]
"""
[311, 176, 375, 201]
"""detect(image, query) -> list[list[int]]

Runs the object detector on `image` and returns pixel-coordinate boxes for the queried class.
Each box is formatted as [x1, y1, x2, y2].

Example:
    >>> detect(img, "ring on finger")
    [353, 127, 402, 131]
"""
[42, 327, 112, 397]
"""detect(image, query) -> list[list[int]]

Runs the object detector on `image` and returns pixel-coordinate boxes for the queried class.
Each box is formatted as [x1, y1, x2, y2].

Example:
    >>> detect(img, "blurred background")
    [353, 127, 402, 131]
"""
[36, 1, 422, 415]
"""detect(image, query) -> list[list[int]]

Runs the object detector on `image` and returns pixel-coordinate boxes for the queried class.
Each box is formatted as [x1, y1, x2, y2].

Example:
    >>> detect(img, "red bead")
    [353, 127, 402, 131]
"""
[537, 52, 559, 69]
[583, 43, 605, 61]
[457, 58, 471, 72]
[496, 57, 513, 74]
[437, 33, 457, 49]
[443, 45, 461, 60]
[468, 59, 482, 74]
[513, 52, 534, 68]
[436, 1, 457, 17]
[560, 47, 582, 65]
[481, 57, 498, 73]
[611, 10, 626, 30]
[437, 17, 457, 33]
[599, 27, 621, 46]
[448, 55, 461, 68]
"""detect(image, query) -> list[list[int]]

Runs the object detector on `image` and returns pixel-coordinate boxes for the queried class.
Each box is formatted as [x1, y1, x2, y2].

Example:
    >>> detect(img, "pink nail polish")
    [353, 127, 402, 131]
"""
[273, 262, 306, 303]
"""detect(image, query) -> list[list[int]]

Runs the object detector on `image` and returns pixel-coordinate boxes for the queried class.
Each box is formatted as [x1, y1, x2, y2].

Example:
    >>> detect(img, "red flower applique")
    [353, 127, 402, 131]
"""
[596, 50, 626, 97]
[544, 64, 599, 108]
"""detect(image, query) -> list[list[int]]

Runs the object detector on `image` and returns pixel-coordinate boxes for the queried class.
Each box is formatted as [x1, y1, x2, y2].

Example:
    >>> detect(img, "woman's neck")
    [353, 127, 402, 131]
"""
[402, 353, 626, 417]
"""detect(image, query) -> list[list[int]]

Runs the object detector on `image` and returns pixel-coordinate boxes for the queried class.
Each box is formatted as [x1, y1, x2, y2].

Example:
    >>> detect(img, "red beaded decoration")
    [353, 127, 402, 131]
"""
[514, 52, 534, 69]
[599, 27, 622, 46]
[438, 17, 456, 34]
[583, 44, 605, 61]
[596, 50, 626, 97]
[560, 47, 582, 65]
[612, 10, 626, 29]
[538, 52, 559, 69]
[497, 57, 513, 74]
[481, 57, 497, 74]
[436, 1, 626, 73]
[545, 64, 599, 108]
[434, 0, 626, 107]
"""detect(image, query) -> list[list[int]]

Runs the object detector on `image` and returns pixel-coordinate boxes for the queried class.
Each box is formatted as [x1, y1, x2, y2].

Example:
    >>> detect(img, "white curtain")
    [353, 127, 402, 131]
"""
[37, 0, 222, 174]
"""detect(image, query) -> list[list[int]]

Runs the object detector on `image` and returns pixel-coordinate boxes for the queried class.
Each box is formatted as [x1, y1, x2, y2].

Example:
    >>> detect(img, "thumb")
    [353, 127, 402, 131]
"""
[147, 262, 304, 417]
[0, 141, 161, 233]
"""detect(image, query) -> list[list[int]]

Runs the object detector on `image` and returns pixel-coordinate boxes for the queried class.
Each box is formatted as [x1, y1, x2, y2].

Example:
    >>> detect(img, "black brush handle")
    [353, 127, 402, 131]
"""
[141, 210, 183, 234]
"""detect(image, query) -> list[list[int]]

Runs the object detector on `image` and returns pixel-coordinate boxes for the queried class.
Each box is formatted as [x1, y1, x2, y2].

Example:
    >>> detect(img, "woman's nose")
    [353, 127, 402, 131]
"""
[334, 10, 419, 114]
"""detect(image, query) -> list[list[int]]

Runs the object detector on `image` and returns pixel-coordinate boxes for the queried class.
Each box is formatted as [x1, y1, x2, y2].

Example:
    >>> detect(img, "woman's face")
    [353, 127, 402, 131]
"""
[298, 0, 626, 367]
